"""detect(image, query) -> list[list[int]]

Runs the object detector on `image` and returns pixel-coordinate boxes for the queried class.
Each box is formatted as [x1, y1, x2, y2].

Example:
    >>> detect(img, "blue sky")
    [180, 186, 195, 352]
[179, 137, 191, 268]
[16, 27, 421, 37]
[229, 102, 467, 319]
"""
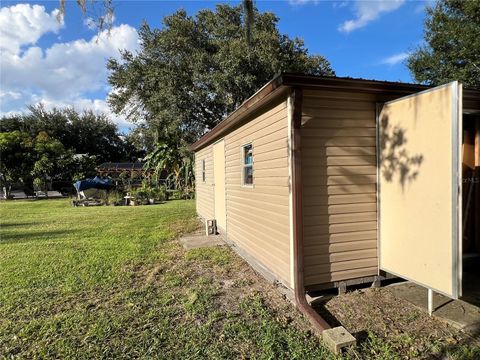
[0, 0, 432, 130]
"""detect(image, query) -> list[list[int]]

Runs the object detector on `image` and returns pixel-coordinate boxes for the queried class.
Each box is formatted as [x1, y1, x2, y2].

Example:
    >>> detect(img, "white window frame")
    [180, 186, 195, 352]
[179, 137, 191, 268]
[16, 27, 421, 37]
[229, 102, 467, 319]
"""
[241, 143, 254, 187]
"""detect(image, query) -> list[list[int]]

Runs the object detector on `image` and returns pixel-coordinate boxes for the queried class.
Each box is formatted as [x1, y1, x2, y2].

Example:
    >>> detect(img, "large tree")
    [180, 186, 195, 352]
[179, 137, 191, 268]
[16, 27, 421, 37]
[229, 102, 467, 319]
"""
[30, 132, 68, 195]
[0, 106, 140, 194]
[0, 130, 75, 196]
[0, 105, 137, 163]
[107, 4, 334, 150]
[407, 0, 480, 88]
[0, 131, 34, 196]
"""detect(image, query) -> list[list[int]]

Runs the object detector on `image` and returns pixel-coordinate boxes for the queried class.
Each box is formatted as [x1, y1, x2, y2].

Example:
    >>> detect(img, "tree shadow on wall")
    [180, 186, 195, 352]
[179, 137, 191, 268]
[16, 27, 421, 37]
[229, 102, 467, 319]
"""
[379, 114, 424, 192]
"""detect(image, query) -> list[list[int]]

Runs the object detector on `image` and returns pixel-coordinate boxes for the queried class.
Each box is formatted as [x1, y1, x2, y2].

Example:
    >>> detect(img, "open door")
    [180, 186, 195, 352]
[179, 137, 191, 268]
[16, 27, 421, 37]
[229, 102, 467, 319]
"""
[378, 82, 463, 298]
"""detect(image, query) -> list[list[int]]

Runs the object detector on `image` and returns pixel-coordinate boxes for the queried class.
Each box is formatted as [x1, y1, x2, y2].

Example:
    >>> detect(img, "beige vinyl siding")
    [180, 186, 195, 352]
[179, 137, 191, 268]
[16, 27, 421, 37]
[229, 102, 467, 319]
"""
[301, 89, 378, 287]
[224, 98, 291, 287]
[195, 146, 214, 220]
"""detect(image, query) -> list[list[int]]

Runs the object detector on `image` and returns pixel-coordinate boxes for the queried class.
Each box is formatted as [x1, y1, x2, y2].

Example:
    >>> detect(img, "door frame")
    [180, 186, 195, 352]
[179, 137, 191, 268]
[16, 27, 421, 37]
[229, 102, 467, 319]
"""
[213, 138, 227, 232]
[376, 81, 463, 299]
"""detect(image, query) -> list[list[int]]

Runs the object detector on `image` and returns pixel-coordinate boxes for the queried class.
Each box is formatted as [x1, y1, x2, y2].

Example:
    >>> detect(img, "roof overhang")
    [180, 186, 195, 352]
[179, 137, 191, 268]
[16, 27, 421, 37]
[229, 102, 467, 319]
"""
[190, 73, 480, 151]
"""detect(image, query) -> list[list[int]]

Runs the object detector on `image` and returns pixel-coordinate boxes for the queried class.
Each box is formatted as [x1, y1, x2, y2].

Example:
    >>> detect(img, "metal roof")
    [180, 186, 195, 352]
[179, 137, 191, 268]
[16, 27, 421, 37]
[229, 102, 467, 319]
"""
[96, 162, 144, 171]
[190, 73, 480, 151]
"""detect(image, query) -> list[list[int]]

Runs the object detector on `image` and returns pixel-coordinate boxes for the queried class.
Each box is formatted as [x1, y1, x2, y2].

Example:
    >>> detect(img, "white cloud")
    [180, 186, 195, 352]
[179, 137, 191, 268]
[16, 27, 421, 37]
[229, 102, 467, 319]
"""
[0, 91, 22, 101]
[380, 52, 409, 65]
[288, 0, 319, 6]
[414, 0, 436, 14]
[0, 90, 131, 129]
[0, 4, 139, 128]
[83, 13, 116, 31]
[36, 96, 132, 129]
[83, 17, 97, 30]
[338, 0, 405, 33]
[332, 2, 349, 9]
[1, 24, 139, 99]
[0, 4, 63, 53]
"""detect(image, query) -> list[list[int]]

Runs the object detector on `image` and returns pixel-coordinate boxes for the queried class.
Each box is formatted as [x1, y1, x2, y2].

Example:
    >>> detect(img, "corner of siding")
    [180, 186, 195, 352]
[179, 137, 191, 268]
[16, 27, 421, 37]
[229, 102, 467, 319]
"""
[287, 92, 295, 289]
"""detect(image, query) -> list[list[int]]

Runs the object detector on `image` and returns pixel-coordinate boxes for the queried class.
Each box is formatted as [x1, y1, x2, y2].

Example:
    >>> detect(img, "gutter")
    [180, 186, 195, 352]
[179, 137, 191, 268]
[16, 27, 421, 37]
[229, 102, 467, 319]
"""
[290, 87, 331, 333]
[190, 73, 480, 152]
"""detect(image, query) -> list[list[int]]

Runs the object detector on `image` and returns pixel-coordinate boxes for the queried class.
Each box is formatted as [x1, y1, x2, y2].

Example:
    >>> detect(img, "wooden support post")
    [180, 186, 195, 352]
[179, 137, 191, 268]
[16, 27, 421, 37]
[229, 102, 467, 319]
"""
[428, 288, 433, 316]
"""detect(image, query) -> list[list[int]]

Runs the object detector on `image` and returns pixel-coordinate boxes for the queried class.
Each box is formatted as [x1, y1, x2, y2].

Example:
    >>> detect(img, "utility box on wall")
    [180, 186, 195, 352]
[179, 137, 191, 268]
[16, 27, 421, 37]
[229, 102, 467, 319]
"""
[205, 219, 217, 236]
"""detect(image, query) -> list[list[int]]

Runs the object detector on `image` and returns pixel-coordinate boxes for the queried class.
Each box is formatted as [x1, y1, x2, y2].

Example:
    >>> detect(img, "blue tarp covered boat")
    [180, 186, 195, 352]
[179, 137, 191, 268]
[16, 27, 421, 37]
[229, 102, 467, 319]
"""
[74, 176, 114, 192]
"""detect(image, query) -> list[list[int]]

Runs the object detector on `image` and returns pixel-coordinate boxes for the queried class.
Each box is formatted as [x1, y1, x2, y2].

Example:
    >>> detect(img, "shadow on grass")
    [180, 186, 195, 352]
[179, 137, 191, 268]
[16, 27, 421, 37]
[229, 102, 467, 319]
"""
[310, 294, 480, 359]
[0, 229, 76, 244]
[0, 222, 40, 228]
[309, 297, 341, 328]
[309, 297, 371, 350]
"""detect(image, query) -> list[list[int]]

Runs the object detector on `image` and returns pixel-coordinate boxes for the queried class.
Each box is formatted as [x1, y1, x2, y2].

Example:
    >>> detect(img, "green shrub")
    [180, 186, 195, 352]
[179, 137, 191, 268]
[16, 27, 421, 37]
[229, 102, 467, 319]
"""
[139, 185, 167, 203]
[130, 184, 168, 205]
[170, 187, 194, 200]
[152, 185, 167, 202]
[107, 191, 124, 205]
[170, 189, 182, 200]
[132, 189, 148, 205]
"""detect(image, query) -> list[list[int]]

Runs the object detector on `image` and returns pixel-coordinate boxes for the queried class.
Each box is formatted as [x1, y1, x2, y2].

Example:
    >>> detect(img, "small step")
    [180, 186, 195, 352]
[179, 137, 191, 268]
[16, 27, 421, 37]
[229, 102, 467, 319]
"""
[179, 233, 225, 250]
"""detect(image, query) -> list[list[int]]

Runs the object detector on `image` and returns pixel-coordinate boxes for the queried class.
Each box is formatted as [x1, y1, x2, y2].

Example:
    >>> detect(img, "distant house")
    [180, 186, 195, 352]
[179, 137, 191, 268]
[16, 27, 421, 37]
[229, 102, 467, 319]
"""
[190, 73, 480, 330]
[96, 162, 167, 184]
[96, 162, 147, 177]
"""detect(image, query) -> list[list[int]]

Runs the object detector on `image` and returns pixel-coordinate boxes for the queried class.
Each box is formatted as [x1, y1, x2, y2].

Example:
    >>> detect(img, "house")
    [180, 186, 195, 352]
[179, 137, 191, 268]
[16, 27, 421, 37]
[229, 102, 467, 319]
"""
[96, 162, 147, 177]
[190, 73, 480, 332]
[96, 162, 168, 185]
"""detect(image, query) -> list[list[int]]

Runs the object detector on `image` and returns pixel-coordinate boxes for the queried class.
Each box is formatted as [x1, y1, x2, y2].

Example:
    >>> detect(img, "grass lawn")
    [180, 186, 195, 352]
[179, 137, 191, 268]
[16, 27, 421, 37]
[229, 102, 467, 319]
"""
[0, 199, 333, 359]
[1, 199, 479, 359]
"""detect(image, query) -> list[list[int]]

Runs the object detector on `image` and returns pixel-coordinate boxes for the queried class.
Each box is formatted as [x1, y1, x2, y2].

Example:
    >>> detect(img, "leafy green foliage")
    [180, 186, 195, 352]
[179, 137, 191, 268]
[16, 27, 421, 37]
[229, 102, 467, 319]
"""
[146, 184, 167, 202]
[0, 131, 34, 195]
[107, 4, 334, 150]
[31, 133, 66, 194]
[0, 105, 139, 194]
[106, 190, 124, 205]
[0, 131, 72, 195]
[407, 0, 480, 87]
[143, 140, 194, 197]
[1, 104, 137, 163]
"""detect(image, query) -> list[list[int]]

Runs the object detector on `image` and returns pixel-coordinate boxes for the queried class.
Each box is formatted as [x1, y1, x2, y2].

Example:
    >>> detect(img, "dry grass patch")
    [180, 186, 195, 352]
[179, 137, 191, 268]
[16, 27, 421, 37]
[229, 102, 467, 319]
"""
[2, 199, 478, 359]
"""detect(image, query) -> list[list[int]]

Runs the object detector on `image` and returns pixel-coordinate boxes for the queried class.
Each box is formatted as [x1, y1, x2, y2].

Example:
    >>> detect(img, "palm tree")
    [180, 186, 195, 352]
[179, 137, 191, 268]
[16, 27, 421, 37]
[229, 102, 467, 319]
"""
[243, 0, 255, 46]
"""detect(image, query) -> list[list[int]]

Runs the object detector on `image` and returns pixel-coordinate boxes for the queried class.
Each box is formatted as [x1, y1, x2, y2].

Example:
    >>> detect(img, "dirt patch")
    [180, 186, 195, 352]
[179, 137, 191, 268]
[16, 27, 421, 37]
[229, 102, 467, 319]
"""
[313, 287, 479, 358]
[168, 218, 201, 238]
[145, 264, 165, 284]
[173, 221, 479, 358]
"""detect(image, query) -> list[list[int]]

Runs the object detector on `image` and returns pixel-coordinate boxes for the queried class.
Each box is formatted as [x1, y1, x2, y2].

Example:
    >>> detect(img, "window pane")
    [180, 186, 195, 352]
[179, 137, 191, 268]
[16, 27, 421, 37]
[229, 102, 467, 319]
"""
[243, 144, 253, 165]
[242, 144, 253, 185]
[244, 165, 253, 185]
